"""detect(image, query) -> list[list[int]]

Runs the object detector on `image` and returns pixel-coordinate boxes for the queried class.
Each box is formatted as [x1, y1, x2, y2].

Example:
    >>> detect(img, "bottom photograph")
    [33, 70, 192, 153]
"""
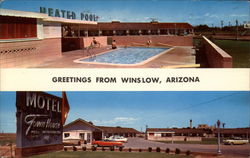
[0, 91, 249, 158]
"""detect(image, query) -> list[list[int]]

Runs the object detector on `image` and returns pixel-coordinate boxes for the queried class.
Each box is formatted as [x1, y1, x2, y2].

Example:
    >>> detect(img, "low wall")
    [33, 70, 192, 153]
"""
[201, 36, 232, 68]
[62, 36, 108, 52]
[82, 36, 107, 48]
[112, 35, 193, 46]
[0, 38, 61, 68]
[148, 136, 202, 141]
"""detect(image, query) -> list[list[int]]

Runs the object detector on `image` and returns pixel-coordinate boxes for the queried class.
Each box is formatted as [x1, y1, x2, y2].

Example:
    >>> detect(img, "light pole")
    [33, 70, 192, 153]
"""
[217, 120, 222, 154]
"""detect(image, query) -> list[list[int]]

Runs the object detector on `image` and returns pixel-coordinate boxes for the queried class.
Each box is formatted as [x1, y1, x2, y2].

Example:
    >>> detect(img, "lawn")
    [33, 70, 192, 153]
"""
[0, 133, 16, 146]
[193, 38, 250, 68]
[29, 151, 192, 158]
[213, 40, 250, 68]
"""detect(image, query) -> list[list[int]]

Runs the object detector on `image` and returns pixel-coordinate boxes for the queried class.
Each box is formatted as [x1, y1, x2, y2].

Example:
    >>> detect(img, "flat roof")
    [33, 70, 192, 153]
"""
[0, 9, 97, 25]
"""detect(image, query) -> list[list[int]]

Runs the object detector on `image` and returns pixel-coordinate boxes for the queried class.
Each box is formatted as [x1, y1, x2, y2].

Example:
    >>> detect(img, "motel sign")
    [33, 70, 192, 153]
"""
[15, 92, 69, 158]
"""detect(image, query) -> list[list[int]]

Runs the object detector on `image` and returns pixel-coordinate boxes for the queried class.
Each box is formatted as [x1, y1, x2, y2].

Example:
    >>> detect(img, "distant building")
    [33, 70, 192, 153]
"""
[97, 126, 141, 138]
[197, 124, 210, 129]
[147, 128, 213, 142]
[63, 118, 140, 145]
[146, 127, 250, 142]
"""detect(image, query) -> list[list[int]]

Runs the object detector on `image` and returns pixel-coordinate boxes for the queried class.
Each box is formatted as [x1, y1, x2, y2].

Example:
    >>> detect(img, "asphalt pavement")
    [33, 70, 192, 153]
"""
[124, 137, 250, 157]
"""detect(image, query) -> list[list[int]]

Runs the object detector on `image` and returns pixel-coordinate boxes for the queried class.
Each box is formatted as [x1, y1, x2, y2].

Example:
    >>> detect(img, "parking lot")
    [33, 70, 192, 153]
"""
[124, 137, 250, 157]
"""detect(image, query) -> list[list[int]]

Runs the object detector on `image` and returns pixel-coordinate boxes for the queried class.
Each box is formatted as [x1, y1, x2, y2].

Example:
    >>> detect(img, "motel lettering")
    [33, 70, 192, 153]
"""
[26, 92, 61, 113]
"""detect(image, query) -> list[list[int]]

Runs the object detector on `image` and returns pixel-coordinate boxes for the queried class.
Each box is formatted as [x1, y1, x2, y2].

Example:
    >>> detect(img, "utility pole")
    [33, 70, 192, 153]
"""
[0, 0, 5, 8]
[221, 20, 224, 29]
[236, 19, 239, 40]
[217, 120, 222, 155]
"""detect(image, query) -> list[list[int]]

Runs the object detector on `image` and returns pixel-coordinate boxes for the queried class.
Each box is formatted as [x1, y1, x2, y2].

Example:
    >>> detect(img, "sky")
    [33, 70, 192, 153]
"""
[0, 91, 249, 133]
[0, 0, 249, 26]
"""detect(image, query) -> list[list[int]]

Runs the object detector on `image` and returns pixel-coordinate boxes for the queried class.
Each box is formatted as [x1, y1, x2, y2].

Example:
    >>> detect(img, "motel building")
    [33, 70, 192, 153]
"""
[63, 118, 141, 145]
[0, 8, 195, 68]
[146, 127, 250, 142]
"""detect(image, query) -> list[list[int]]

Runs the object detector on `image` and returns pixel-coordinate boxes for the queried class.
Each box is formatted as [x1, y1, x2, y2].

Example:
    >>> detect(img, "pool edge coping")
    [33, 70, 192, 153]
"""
[73, 47, 174, 67]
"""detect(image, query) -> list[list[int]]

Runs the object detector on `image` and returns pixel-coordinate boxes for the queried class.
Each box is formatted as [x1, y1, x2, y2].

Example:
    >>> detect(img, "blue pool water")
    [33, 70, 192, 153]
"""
[81, 47, 168, 64]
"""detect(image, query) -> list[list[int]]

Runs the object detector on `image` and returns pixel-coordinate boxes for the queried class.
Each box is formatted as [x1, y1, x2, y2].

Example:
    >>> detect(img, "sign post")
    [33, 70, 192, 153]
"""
[15, 92, 67, 158]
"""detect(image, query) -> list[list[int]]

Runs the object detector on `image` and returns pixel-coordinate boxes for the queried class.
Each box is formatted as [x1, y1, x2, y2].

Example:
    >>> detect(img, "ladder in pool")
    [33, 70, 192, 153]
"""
[86, 46, 96, 59]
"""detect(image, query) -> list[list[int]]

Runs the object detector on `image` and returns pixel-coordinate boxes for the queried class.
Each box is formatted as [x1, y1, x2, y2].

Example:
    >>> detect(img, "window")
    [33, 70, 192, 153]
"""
[79, 133, 85, 139]
[149, 133, 154, 136]
[64, 133, 70, 138]
[161, 133, 172, 137]
[0, 16, 37, 39]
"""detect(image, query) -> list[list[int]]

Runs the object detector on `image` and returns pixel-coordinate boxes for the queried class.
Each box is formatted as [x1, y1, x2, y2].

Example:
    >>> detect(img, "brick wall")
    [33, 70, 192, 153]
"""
[0, 38, 61, 68]
[112, 35, 193, 46]
[202, 36, 232, 68]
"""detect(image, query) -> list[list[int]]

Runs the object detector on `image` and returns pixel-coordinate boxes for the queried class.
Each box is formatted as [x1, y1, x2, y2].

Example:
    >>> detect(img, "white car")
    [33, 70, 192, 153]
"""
[105, 135, 128, 143]
[223, 137, 249, 145]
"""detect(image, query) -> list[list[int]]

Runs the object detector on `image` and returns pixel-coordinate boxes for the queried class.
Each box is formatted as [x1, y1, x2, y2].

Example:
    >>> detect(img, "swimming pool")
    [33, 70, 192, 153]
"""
[74, 47, 170, 65]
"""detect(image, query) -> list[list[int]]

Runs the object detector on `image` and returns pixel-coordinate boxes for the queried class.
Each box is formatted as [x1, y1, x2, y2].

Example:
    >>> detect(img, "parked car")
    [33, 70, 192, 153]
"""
[92, 140, 124, 148]
[223, 137, 249, 145]
[105, 135, 128, 142]
[63, 136, 82, 146]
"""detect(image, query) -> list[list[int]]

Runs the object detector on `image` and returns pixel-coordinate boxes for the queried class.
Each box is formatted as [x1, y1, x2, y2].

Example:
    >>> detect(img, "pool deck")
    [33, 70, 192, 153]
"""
[31, 46, 196, 68]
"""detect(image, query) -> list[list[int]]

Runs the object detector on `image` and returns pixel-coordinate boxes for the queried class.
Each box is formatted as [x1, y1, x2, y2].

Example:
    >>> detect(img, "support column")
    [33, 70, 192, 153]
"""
[148, 30, 151, 35]
[98, 30, 102, 36]
[139, 30, 142, 35]
[126, 30, 129, 36]
[157, 29, 160, 35]
[113, 30, 116, 36]
[167, 29, 169, 35]
[84, 30, 88, 37]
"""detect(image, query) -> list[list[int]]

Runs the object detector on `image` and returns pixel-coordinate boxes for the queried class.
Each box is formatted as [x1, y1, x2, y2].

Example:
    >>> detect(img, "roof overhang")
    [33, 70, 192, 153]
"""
[0, 9, 48, 19]
[0, 9, 97, 25]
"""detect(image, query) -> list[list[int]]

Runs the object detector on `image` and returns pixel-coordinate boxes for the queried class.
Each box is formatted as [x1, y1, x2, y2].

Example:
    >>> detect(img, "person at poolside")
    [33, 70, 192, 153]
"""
[112, 40, 117, 49]
[92, 37, 100, 48]
[147, 39, 152, 47]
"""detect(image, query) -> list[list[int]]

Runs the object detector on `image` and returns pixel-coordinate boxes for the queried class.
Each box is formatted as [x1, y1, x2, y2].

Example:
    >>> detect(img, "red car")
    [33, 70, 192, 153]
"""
[92, 140, 124, 148]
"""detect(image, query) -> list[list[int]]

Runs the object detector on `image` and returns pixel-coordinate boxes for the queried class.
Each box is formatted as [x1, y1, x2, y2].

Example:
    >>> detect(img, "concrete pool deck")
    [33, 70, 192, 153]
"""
[29, 46, 196, 68]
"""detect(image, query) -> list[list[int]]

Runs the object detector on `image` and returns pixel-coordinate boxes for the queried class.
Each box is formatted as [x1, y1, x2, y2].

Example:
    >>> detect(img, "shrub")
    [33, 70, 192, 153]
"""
[128, 148, 132, 152]
[91, 146, 97, 151]
[119, 147, 123, 152]
[156, 147, 161, 152]
[110, 146, 114, 151]
[64, 147, 67, 151]
[82, 146, 87, 151]
[73, 146, 77, 151]
[186, 150, 191, 156]
[148, 147, 152, 152]
[175, 148, 181, 154]
[102, 147, 105, 151]
[139, 149, 142, 152]
[165, 148, 170, 154]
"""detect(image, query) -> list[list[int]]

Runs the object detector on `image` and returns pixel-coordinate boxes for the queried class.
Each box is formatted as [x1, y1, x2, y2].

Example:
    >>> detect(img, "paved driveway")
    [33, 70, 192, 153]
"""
[124, 137, 250, 157]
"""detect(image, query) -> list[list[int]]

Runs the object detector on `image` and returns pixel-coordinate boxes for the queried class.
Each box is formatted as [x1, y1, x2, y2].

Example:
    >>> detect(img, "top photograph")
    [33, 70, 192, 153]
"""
[0, 0, 249, 68]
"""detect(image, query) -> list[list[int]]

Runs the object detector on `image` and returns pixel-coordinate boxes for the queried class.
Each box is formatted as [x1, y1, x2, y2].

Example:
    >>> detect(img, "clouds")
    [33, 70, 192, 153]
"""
[93, 117, 138, 126]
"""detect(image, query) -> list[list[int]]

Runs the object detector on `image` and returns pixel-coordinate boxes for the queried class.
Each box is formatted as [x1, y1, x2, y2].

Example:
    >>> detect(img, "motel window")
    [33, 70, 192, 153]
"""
[161, 133, 172, 137]
[149, 133, 154, 136]
[0, 16, 37, 39]
[64, 133, 70, 138]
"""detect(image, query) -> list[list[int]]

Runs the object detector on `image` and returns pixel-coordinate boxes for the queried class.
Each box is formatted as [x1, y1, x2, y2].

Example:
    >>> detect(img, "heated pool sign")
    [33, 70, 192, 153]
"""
[40, 7, 99, 21]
